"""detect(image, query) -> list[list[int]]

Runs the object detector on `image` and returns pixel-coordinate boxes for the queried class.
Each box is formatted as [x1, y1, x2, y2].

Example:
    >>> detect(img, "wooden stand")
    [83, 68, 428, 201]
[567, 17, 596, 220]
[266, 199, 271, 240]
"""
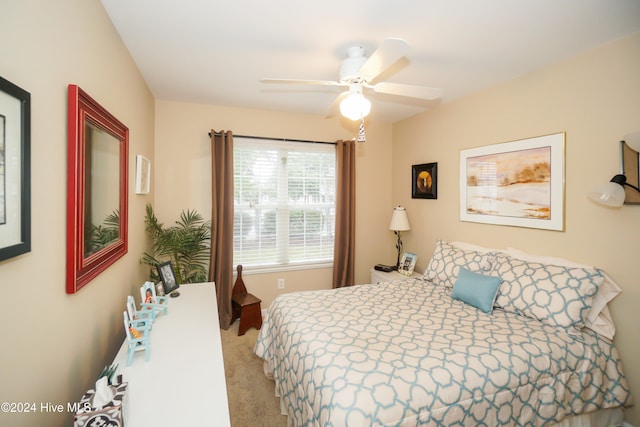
[231, 265, 262, 336]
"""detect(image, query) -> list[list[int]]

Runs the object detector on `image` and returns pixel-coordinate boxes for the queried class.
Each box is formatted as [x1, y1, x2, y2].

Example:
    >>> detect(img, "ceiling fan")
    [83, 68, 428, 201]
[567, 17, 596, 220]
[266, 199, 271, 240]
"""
[261, 38, 443, 121]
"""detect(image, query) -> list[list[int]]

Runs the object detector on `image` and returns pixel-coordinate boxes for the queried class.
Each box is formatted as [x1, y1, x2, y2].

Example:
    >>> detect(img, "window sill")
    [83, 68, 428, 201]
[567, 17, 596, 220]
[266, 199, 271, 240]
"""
[237, 262, 333, 275]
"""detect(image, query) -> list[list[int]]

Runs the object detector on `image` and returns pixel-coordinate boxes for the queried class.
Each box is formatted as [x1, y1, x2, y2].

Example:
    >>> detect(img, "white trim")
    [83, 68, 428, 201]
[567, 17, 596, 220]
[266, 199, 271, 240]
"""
[236, 261, 333, 276]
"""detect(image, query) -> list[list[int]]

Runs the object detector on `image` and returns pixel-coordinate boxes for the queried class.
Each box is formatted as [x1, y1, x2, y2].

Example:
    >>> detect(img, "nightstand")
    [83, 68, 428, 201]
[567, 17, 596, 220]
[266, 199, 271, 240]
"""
[370, 267, 421, 284]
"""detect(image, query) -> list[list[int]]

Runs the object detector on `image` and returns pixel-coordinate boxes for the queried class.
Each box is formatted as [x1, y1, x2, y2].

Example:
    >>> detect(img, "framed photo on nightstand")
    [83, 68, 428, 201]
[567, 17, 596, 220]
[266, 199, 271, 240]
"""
[398, 252, 418, 276]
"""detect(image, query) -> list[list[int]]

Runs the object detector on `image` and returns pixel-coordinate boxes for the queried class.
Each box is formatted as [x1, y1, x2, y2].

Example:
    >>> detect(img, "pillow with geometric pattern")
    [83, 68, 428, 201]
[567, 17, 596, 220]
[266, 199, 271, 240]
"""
[424, 239, 495, 288]
[491, 253, 602, 335]
[504, 247, 620, 339]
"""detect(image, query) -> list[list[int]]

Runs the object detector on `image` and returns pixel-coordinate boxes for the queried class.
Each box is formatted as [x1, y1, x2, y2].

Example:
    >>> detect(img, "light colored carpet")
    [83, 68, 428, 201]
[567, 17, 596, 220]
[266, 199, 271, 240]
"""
[221, 320, 286, 427]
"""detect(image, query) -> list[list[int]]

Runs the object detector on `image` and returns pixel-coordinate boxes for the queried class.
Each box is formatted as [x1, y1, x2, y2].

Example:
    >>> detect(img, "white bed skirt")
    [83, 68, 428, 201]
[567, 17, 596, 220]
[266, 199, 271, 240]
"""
[281, 406, 624, 427]
[549, 407, 624, 427]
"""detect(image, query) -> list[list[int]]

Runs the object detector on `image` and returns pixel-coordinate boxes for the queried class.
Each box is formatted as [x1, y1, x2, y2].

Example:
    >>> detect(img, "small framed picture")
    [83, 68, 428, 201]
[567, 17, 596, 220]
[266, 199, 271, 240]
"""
[135, 154, 151, 194]
[398, 252, 418, 276]
[157, 261, 180, 296]
[412, 162, 437, 199]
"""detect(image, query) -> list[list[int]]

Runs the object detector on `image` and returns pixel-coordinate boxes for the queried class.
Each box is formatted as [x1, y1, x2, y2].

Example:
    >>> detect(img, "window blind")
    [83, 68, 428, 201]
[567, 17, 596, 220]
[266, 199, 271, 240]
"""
[233, 137, 336, 270]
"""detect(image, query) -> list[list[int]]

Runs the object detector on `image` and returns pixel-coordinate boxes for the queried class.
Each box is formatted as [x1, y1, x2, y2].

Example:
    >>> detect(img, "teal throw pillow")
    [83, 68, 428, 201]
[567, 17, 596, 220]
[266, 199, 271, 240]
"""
[451, 267, 503, 314]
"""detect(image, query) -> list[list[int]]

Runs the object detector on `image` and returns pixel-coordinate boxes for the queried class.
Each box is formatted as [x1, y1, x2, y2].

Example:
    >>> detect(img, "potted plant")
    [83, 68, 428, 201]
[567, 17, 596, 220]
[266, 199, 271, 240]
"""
[141, 204, 211, 284]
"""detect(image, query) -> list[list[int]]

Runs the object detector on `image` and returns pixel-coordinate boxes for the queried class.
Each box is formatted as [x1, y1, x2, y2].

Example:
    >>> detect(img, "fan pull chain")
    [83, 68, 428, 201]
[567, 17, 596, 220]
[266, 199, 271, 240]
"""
[357, 118, 366, 143]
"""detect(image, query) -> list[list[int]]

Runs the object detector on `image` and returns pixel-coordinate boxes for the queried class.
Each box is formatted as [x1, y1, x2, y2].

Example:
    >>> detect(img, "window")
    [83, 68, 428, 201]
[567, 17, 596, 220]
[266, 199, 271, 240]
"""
[233, 137, 336, 271]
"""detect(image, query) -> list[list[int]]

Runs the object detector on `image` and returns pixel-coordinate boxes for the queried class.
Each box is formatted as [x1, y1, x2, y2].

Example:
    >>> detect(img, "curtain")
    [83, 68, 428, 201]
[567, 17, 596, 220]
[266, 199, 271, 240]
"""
[332, 139, 356, 288]
[209, 130, 234, 329]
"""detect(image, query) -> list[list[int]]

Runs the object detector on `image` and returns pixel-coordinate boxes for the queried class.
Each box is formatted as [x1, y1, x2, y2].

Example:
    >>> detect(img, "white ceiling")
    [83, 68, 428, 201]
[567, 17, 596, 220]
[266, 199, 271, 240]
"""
[101, 0, 640, 123]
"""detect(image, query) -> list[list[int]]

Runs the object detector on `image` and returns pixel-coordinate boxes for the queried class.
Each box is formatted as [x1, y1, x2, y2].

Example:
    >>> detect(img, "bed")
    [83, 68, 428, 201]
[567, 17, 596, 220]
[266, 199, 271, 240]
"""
[254, 241, 632, 426]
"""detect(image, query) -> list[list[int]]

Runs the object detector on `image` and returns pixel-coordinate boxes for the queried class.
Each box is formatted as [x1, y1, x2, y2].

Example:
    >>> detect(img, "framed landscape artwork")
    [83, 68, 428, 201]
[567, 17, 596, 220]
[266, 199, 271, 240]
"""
[459, 133, 565, 231]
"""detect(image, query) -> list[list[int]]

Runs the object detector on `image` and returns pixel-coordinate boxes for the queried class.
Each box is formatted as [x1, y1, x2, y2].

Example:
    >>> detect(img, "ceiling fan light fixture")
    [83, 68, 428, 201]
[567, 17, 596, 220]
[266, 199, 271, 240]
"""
[339, 89, 371, 121]
[261, 38, 442, 120]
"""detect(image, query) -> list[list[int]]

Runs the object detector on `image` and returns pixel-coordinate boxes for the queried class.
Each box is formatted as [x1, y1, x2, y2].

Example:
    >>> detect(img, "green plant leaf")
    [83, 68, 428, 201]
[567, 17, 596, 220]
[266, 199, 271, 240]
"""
[140, 204, 211, 283]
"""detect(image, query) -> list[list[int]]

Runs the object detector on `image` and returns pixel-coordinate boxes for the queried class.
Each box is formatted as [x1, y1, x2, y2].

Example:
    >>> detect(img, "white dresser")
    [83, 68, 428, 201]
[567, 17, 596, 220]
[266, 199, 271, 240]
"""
[112, 282, 230, 426]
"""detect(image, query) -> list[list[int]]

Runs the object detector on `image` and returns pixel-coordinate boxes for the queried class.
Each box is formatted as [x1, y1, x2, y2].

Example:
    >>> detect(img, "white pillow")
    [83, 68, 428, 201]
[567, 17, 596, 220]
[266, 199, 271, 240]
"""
[506, 247, 591, 269]
[505, 247, 620, 339]
[450, 241, 506, 254]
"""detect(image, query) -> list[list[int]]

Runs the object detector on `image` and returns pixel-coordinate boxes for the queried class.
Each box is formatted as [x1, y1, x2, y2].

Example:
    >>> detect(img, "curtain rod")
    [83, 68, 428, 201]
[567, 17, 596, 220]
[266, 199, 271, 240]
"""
[208, 131, 336, 145]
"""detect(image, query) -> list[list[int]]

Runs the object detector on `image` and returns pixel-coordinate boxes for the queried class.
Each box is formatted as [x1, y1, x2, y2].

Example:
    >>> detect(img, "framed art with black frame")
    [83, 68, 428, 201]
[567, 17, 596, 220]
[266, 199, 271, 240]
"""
[0, 76, 31, 262]
[157, 261, 180, 297]
[412, 162, 437, 199]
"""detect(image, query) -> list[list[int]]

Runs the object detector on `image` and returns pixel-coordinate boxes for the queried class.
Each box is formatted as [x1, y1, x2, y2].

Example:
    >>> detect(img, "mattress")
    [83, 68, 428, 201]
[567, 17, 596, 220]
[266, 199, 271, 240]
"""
[254, 278, 631, 426]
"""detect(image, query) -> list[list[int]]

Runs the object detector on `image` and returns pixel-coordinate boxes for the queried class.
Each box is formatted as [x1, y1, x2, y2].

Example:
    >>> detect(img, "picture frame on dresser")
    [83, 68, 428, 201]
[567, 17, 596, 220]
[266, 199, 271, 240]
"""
[0, 76, 31, 262]
[157, 261, 180, 296]
[398, 252, 418, 276]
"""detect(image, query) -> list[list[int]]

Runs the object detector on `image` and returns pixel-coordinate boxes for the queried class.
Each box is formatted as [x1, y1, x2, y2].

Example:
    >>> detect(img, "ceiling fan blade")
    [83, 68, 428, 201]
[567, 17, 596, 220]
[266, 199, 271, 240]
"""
[372, 82, 443, 100]
[261, 78, 345, 87]
[356, 38, 410, 82]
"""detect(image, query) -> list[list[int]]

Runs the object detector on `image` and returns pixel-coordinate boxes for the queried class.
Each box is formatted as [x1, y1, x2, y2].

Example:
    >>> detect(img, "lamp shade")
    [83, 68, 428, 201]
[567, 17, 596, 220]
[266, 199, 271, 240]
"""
[624, 131, 640, 152]
[389, 206, 411, 231]
[588, 176, 626, 207]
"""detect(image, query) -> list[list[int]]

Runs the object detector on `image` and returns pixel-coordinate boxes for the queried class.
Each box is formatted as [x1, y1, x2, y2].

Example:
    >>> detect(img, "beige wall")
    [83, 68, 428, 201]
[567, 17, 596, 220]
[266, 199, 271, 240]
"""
[393, 32, 640, 424]
[0, 2, 154, 426]
[1, 2, 636, 426]
[154, 100, 395, 305]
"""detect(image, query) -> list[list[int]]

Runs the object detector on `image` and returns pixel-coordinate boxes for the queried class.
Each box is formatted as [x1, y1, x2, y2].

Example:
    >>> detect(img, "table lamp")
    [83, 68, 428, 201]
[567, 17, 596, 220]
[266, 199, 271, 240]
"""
[389, 206, 411, 269]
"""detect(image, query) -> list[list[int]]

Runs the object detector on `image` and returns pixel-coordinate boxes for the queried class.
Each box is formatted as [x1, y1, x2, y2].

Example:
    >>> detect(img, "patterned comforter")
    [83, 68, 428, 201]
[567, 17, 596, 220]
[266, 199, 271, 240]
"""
[254, 278, 631, 426]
